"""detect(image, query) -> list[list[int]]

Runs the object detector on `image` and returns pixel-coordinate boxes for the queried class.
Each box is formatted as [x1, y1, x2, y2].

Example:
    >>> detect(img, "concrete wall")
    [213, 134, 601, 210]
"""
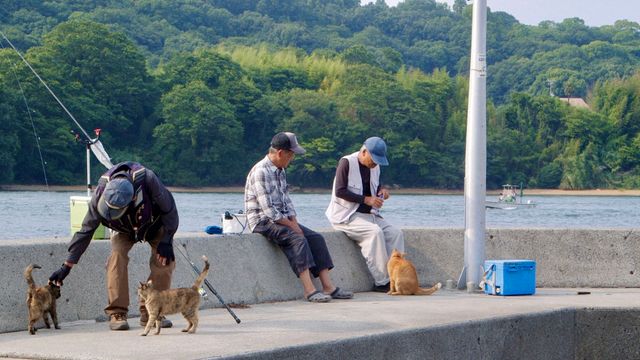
[405, 228, 640, 288]
[223, 308, 640, 360]
[2, 228, 639, 333]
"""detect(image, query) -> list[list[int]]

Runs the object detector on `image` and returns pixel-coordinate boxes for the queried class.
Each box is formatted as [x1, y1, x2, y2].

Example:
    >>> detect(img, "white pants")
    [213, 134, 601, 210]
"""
[332, 212, 405, 285]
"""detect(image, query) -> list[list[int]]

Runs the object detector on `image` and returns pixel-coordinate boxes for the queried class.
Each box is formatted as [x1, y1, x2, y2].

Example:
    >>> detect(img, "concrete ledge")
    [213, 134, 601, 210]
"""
[1, 231, 372, 334]
[223, 308, 640, 360]
[225, 311, 578, 360]
[576, 308, 640, 359]
[2, 228, 640, 333]
[1, 289, 639, 359]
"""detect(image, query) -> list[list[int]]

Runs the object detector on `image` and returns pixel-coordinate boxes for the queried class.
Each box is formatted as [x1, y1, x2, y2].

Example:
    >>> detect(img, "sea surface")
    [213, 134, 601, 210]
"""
[1, 191, 639, 240]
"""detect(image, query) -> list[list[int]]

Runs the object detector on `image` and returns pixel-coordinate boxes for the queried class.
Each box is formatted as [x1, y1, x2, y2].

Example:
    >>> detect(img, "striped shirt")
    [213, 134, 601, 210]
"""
[244, 155, 297, 231]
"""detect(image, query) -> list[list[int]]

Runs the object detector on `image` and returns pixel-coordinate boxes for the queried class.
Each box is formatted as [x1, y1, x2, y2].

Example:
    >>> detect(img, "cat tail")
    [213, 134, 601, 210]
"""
[24, 264, 42, 289]
[416, 282, 442, 295]
[191, 256, 210, 289]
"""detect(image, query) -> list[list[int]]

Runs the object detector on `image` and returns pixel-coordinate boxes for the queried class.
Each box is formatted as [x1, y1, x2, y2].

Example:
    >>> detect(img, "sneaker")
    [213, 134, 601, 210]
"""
[372, 282, 390, 293]
[109, 313, 129, 331]
[140, 308, 173, 328]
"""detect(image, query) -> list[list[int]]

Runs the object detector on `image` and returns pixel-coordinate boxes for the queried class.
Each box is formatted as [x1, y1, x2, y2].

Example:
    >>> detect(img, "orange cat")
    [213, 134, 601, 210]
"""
[387, 249, 441, 295]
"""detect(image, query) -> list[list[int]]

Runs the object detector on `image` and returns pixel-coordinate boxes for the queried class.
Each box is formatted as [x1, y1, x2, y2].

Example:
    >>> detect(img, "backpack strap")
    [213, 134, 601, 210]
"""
[131, 166, 146, 187]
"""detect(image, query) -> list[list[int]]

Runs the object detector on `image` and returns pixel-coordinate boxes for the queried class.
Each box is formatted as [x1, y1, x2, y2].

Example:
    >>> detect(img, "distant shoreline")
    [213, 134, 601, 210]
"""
[1, 184, 639, 196]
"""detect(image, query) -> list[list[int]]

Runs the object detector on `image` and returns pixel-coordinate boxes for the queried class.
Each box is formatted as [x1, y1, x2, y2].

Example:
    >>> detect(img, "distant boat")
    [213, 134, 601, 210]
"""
[485, 184, 536, 210]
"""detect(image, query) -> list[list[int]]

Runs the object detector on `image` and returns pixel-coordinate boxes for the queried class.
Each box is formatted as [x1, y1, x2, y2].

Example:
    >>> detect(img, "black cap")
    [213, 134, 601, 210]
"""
[270, 132, 306, 154]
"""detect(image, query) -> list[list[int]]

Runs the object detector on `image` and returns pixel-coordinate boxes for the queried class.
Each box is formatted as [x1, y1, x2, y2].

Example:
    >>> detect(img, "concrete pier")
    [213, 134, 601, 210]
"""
[1, 228, 639, 359]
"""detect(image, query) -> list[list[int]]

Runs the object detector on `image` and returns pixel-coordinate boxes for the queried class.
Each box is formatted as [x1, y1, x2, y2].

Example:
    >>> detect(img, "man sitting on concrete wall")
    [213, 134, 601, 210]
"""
[325, 137, 405, 292]
[244, 132, 353, 303]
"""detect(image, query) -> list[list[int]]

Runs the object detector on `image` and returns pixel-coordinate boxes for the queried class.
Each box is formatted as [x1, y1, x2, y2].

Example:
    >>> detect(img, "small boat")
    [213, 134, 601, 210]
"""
[485, 184, 536, 210]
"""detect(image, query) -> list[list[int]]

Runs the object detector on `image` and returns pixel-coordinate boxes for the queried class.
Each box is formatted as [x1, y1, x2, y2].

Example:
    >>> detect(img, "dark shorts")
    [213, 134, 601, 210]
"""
[253, 220, 334, 277]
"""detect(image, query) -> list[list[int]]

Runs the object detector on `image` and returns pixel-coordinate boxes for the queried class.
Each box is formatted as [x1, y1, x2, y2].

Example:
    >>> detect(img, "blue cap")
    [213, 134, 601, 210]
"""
[97, 177, 134, 220]
[364, 137, 389, 166]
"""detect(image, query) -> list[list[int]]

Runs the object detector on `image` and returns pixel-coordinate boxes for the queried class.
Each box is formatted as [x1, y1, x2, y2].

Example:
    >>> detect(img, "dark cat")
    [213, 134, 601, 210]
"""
[25, 264, 61, 335]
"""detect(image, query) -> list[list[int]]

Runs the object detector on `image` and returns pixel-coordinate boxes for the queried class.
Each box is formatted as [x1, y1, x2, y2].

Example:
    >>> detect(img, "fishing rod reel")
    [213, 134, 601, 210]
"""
[70, 128, 102, 147]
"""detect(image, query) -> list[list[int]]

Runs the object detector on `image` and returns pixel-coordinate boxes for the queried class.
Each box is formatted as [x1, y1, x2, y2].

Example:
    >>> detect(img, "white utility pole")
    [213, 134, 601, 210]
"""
[458, 0, 487, 291]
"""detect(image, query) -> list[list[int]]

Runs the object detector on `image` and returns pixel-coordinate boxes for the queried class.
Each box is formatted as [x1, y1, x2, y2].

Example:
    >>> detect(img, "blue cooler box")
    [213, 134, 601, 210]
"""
[483, 259, 536, 296]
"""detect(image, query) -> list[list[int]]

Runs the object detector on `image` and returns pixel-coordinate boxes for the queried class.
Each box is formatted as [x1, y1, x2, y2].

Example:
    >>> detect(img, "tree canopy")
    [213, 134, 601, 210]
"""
[1, 1, 640, 189]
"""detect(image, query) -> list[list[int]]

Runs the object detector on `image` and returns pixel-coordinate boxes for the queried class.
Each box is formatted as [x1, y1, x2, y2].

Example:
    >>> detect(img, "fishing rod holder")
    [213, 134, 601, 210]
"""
[70, 128, 102, 146]
[70, 128, 103, 196]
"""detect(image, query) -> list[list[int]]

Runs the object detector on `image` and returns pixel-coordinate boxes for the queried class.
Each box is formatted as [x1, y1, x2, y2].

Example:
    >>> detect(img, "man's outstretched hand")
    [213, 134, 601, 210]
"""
[49, 263, 72, 286]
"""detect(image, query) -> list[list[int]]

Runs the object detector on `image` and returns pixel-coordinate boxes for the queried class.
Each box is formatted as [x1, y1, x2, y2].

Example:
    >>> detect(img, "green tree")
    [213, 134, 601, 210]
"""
[537, 161, 563, 188]
[153, 80, 243, 185]
[559, 141, 606, 189]
[159, 48, 245, 89]
[278, 89, 350, 185]
[27, 19, 159, 152]
[340, 45, 378, 67]
[452, 0, 467, 15]
[0, 76, 21, 183]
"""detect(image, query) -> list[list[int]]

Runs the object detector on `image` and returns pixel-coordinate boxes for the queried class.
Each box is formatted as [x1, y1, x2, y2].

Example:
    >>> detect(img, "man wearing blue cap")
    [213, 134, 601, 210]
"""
[48, 161, 179, 330]
[325, 137, 405, 292]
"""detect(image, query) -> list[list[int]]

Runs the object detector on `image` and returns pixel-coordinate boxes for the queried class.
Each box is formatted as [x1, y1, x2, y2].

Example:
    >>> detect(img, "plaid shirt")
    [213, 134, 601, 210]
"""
[244, 155, 297, 231]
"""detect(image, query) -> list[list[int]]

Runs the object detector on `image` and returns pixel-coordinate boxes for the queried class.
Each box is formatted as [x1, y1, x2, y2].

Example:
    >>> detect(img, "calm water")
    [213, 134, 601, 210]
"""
[1, 191, 639, 240]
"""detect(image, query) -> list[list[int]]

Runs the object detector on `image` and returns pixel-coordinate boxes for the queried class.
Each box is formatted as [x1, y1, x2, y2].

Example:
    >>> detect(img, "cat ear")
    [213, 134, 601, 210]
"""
[146, 280, 153, 287]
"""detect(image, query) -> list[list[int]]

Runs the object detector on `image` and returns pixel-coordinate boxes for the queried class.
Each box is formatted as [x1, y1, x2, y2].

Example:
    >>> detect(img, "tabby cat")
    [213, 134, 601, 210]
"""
[138, 256, 209, 336]
[25, 264, 61, 335]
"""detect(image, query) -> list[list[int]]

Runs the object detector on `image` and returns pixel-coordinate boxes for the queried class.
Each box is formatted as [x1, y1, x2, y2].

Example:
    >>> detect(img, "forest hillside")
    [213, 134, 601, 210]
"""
[2, 0, 640, 189]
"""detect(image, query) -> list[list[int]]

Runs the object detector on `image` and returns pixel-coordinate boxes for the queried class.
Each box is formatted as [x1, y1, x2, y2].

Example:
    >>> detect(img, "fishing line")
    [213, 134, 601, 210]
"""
[0, 29, 93, 143]
[0, 29, 113, 194]
[0, 39, 49, 190]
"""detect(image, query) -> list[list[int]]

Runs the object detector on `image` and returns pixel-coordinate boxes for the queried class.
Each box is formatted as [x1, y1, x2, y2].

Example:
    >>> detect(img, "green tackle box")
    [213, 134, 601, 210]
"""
[70, 196, 109, 240]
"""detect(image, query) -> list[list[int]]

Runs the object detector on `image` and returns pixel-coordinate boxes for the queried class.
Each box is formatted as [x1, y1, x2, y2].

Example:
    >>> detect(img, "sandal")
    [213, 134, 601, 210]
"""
[330, 287, 353, 299]
[305, 290, 331, 303]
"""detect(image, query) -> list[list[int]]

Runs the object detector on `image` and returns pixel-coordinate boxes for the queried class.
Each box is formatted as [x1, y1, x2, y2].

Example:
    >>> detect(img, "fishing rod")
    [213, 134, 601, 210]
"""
[0, 30, 93, 143]
[0, 30, 113, 193]
[174, 242, 241, 324]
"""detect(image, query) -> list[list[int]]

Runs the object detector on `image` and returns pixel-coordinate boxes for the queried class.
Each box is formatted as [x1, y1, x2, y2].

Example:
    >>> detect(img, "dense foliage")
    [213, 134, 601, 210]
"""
[1, 0, 640, 189]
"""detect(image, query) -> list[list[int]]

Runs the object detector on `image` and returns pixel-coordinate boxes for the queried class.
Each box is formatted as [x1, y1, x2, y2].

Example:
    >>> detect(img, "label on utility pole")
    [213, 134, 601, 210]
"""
[471, 53, 487, 77]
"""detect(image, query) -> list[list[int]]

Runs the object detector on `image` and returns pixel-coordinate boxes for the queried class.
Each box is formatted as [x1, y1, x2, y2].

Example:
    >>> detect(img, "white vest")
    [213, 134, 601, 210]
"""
[325, 152, 380, 224]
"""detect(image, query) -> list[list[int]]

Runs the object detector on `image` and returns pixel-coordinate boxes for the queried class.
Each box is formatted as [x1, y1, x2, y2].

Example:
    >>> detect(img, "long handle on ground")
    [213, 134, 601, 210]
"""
[175, 243, 241, 324]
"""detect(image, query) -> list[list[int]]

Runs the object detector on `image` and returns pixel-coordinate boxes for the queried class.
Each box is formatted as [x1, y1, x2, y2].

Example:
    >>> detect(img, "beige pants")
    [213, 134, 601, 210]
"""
[104, 227, 175, 315]
[332, 213, 405, 285]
